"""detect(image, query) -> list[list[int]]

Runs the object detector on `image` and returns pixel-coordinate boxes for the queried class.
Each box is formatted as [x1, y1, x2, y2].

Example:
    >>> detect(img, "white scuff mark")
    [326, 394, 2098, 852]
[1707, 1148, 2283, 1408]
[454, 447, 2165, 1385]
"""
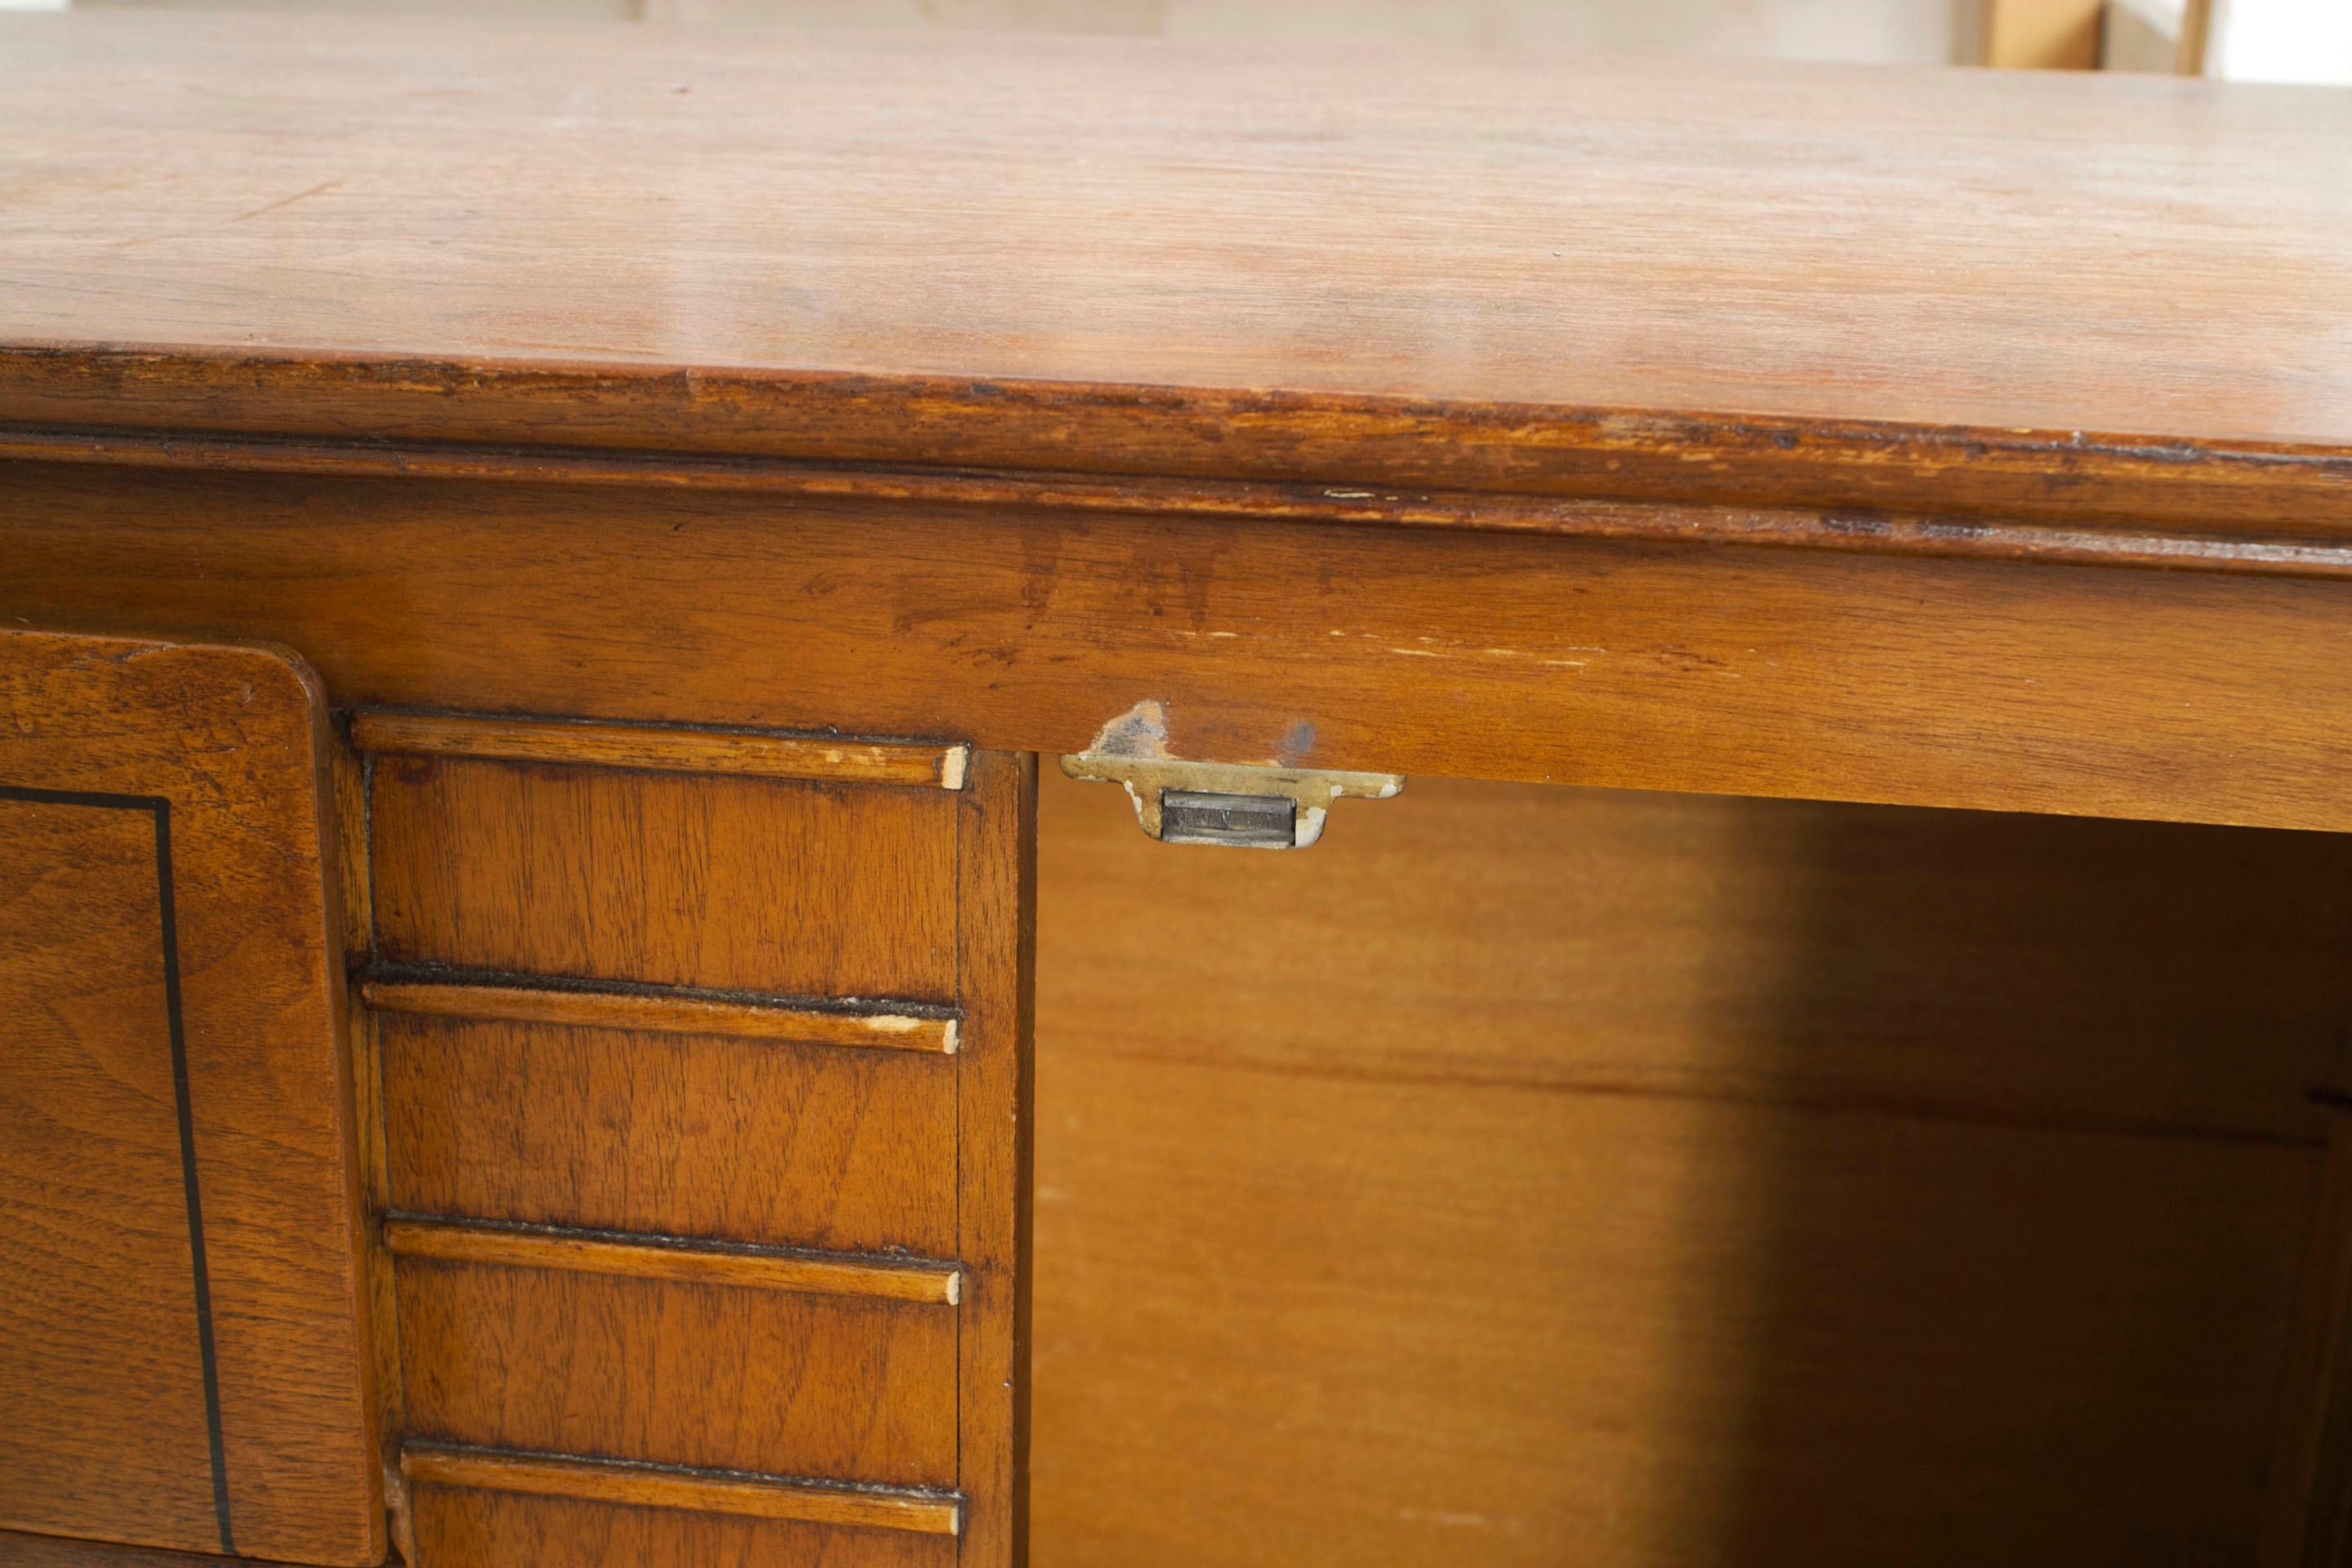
[1083, 697, 1174, 760]
[1388, 648, 1442, 657]
[1398, 1508, 1493, 1529]
[1540, 659, 1589, 668]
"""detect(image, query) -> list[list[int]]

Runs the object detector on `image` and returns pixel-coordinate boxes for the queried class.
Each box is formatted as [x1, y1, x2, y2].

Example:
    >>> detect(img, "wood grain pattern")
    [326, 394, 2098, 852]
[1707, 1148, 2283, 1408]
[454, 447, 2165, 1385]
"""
[2262, 1116, 2352, 1567]
[350, 710, 969, 791]
[364, 975, 958, 1054]
[1038, 771, 2352, 1143]
[13, 466, 2352, 834]
[402, 1444, 960, 1535]
[9, 425, 2348, 579]
[0, 803, 223, 1553]
[1031, 768, 2341, 1566]
[380, 1012, 956, 1255]
[1981, 0, 2103, 65]
[369, 751, 958, 1000]
[1034, 1060, 2312, 1566]
[399, 1258, 958, 1485]
[371, 744, 1034, 1562]
[0, 629, 378, 1566]
[383, 1217, 960, 1305]
[955, 752, 1037, 1568]
[408, 1485, 957, 1568]
[1, 13, 2348, 536]
[0, 1531, 258, 1568]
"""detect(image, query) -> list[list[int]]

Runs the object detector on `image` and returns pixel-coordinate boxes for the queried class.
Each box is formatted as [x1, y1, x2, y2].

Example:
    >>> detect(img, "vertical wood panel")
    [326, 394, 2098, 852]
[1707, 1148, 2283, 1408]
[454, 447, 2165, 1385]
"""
[956, 751, 1038, 1568]
[0, 802, 220, 1552]
[0, 630, 378, 1566]
[2261, 1116, 2352, 1566]
[1982, 0, 2104, 65]
[1032, 769, 2338, 1566]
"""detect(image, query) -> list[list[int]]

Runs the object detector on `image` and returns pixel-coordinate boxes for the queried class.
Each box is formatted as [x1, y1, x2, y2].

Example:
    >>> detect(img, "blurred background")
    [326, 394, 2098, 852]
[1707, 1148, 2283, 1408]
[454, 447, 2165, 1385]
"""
[2, 0, 2347, 82]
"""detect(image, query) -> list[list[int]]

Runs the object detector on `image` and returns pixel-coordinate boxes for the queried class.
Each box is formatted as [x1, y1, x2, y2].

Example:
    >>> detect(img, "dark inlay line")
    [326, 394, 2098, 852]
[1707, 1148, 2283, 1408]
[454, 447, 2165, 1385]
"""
[2, 784, 235, 1552]
[0, 782, 163, 811]
[153, 801, 234, 1556]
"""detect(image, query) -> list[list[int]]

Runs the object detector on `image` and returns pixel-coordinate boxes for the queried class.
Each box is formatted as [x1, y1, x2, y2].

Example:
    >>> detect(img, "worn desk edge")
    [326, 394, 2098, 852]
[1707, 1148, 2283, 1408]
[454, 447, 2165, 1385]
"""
[5, 347, 2352, 578]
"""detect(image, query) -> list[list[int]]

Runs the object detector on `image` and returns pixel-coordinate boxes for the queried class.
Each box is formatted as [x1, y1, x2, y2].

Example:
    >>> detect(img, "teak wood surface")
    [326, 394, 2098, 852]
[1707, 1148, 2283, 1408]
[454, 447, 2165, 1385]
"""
[1, 12, 2350, 542]
[0, 14, 2350, 834]
[1031, 768, 2352, 1567]
[345, 715, 1034, 1568]
[2, 12, 2352, 1568]
[0, 630, 378, 1566]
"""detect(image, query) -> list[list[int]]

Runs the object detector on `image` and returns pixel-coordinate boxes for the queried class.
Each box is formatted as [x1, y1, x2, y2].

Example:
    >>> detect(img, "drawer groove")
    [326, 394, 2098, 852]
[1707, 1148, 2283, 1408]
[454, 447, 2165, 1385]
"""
[383, 1215, 960, 1306]
[353, 710, 969, 791]
[363, 967, 959, 1054]
[401, 1442, 961, 1536]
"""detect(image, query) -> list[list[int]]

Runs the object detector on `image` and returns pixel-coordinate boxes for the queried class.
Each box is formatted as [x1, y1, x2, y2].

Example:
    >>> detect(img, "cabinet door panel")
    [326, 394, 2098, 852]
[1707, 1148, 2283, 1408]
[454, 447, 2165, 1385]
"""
[0, 629, 377, 1566]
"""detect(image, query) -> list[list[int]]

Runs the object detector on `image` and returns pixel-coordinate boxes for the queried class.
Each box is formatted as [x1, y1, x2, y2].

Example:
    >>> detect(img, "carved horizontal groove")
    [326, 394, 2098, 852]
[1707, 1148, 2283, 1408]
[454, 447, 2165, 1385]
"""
[3, 423, 2350, 580]
[401, 1442, 962, 1536]
[382, 1216, 961, 1306]
[360, 969, 958, 1055]
[350, 709, 969, 790]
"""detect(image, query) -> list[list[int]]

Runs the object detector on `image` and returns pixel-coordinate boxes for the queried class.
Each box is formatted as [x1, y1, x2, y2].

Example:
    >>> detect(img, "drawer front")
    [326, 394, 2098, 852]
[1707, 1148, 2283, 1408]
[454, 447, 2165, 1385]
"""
[380, 1011, 956, 1256]
[370, 749, 958, 1002]
[397, 1257, 958, 1484]
[350, 714, 1030, 1568]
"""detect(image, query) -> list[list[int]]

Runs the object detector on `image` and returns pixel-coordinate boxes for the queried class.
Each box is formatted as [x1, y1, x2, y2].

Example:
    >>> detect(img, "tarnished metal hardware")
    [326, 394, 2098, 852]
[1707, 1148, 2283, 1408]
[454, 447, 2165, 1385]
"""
[1159, 789, 1298, 848]
[1059, 702, 1402, 849]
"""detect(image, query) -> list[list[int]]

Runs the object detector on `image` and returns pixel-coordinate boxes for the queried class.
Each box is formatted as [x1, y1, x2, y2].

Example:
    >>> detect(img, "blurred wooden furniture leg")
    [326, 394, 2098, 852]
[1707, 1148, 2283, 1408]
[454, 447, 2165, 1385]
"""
[1976, 0, 2105, 65]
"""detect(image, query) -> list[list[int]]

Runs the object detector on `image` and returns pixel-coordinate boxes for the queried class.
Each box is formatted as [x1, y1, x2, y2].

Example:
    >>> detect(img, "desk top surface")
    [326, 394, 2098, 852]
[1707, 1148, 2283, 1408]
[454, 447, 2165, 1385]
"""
[1, 12, 2348, 520]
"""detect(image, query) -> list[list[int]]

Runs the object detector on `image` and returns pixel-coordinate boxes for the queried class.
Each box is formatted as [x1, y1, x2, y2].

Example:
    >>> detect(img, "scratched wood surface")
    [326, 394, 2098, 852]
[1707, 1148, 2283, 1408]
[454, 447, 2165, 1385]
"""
[0, 629, 378, 1566]
[11, 466, 2352, 833]
[1030, 768, 2343, 1566]
[0, 11, 2348, 536]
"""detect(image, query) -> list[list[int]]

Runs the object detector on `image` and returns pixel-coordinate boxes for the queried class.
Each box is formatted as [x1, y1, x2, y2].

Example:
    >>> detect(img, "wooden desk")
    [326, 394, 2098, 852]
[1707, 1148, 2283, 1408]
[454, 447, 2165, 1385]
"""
[1, 14, 2348, 1567]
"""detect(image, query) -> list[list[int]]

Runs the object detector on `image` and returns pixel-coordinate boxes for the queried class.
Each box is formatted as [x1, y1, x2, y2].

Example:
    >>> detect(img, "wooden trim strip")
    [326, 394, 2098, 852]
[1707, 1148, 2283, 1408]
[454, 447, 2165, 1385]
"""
[359, 973, 958, 1055]
[400, 1444, 962, 1537]
[2, 351, 2348, 540]
[4, 423, 2352, 580]
[381, 1217, 961, 1306]
[349, 709, 968, 791]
